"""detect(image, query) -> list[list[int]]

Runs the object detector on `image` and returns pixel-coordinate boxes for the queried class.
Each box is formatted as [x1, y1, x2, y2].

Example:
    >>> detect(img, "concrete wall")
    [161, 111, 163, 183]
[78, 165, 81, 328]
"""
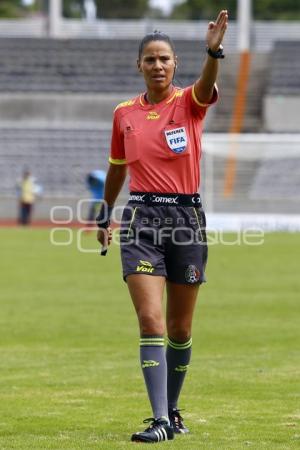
[264, 96, 300, 132]
[0, 196, 103, 221]
[0, 92, 216, 128]
[0, 196, 80, 221]
[0, 94, 128, 125]
[0, 194, 129, 221]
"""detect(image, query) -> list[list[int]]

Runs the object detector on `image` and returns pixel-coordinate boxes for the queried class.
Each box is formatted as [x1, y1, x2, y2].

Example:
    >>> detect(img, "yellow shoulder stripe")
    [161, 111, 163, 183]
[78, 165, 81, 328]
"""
[109, 157, 127, 165]
[114, 99, 135, 112]
[192, 85, 210, 107]
[139, 94, 145, 106]
[166, 88, 184, 104]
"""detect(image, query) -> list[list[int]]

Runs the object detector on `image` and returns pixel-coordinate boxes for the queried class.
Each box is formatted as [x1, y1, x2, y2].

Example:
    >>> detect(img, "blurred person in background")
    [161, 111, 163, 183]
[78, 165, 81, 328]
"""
[16, 169, 42, 225]
[86, 170, 106, 223]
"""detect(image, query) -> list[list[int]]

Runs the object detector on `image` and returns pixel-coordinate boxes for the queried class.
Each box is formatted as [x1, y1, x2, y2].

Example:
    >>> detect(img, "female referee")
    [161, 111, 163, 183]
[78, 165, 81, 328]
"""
[97, 10, 228, 443]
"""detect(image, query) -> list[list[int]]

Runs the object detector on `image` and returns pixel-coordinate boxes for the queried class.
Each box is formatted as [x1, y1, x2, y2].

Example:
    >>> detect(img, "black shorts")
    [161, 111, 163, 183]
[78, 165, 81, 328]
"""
[119, 193, 208, 285]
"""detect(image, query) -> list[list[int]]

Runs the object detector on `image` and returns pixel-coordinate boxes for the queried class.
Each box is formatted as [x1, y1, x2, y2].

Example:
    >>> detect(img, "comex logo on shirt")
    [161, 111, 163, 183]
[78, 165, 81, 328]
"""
[164, 127, 187, 154]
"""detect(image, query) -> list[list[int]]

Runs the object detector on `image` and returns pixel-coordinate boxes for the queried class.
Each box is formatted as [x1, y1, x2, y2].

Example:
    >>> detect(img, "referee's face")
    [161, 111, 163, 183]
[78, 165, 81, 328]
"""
[137, 41, 177, 92]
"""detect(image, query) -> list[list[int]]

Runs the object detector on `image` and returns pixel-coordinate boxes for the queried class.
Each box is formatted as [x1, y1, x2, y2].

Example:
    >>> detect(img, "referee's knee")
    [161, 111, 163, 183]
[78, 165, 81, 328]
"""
[167, 321, 192, 343]
[137, 312, 165, 336]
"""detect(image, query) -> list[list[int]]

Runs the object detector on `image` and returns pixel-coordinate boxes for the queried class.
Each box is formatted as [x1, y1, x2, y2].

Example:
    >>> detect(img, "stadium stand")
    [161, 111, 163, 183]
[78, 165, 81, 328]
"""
[208, 53, 269, 133]
[0, 127, 111, 196]
[0, 38, 207, 93]
[0, 31, 300, 220]
[250, 157, 300, 200]
[267, 41, 300, 95]
[263, 40, 300, 132]
[1, 127, 300, 220]
[0, 37, 268, 131]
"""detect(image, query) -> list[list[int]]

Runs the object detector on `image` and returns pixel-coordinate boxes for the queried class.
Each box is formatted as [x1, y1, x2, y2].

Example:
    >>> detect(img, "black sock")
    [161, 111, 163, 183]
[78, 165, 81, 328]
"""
[166, 337, 192, 410]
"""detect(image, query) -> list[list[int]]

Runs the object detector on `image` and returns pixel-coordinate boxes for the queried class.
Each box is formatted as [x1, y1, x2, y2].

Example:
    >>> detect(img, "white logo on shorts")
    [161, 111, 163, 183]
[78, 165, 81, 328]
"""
[129, 194, 145, 202]
[164, 127, 187, 154]
[151, 195, 179, 204]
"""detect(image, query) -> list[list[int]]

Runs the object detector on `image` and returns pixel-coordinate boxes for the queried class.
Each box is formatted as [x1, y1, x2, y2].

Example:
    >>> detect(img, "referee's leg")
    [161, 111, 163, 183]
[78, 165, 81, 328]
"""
[166, 282, 199, 414]
[127, 274, 169, 421]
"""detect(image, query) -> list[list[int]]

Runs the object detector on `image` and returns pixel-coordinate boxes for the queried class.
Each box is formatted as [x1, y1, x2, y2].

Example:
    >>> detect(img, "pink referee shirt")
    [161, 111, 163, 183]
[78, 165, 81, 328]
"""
[109, 84, 218, 194]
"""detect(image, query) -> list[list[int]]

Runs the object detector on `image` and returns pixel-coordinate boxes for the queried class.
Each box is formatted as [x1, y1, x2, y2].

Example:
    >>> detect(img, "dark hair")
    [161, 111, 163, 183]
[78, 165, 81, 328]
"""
[138, 30, 176, 61]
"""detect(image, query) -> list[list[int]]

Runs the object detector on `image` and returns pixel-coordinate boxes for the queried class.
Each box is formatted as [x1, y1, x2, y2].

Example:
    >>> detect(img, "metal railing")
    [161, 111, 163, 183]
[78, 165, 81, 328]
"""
[1, 19, 300, 51]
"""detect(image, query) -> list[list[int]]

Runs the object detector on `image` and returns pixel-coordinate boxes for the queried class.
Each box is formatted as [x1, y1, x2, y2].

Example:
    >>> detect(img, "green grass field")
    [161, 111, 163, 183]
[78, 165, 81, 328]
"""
[0, 228, 299, 449]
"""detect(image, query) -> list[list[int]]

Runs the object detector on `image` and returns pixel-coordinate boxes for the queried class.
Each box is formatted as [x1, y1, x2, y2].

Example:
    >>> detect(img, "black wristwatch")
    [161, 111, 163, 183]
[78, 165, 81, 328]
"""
[206, 45, 225, 59]
[96, 205, 113, 229]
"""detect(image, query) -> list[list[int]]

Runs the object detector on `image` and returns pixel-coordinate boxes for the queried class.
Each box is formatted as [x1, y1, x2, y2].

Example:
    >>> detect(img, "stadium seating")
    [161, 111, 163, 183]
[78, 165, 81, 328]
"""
[250, 158, 300, 200]
[0, 38, 207, 93]
[0, 37, 270, 132]
[0, 127, 111, 196]
[263, 40, 300, 132]
[267, 41, 300, 95]
[1, 37, 300, 219]
[1, 127, 300, 218]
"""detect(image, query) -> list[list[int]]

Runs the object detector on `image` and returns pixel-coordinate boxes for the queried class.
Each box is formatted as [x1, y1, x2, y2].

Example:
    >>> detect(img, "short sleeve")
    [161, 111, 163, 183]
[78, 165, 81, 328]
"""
[184, 84, 218, 119]
[109, 111, 126, 165]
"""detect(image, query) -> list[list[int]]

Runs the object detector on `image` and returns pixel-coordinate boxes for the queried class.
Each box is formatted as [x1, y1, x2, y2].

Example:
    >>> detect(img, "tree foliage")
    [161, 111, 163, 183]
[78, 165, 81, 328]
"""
[253, 0, 300, 20]
[1, 0, 299, 21]
[62, 0, 84, 18]
[170, 0, 300, 21]
[171, 0, 237, 20]
[0, 0, 24, 18]
[61, 0, 149, 19]
[94, 0, 148, 19]
[0, 0, 44, 18]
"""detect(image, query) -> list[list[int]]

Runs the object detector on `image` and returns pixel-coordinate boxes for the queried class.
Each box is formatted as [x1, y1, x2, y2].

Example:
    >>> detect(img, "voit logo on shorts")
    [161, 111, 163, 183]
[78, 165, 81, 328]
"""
[136, 260, 155, 273]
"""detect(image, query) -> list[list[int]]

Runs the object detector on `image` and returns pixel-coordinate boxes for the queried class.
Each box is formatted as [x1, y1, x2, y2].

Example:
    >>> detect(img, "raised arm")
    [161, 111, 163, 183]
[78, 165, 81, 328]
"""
[194, 10, 228, 104]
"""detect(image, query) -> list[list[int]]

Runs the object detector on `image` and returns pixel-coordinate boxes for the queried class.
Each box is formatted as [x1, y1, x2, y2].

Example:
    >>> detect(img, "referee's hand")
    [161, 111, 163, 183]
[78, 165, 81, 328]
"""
[97, 227, 112, 255]
[206, 9, 228, 52]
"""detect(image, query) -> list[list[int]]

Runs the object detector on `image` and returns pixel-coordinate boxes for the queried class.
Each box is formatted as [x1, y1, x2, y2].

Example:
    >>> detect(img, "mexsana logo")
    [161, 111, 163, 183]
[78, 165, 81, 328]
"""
[175, 364, 189, 372]
[142, 360, 160, 368]
[136, 260, 155, 273]
[147, 111, 160, 120]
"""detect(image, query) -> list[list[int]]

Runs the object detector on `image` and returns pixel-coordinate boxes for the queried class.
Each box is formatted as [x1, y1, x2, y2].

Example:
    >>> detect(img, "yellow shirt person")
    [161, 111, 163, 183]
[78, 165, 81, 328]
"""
[17, 170, 41, 225]
[20, 176, 35, 204]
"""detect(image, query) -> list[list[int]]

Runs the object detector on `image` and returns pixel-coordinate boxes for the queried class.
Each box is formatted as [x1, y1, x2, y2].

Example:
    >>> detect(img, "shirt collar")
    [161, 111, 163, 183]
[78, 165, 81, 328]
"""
[139, 86, 177, 108]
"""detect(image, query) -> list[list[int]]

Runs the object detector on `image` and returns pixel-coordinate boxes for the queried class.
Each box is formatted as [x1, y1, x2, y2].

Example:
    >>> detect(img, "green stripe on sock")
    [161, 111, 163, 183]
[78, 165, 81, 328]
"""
[140, 342, 164, 346]
[140, 337, 165, 347]
[167, 337, 192, 350]
[140, 338, 164, 341]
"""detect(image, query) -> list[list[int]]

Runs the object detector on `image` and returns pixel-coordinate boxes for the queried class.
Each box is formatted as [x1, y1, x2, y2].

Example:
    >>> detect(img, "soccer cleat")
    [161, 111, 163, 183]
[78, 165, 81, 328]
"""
[131, 417, 174, 443]
[168, 408, 189, 434]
